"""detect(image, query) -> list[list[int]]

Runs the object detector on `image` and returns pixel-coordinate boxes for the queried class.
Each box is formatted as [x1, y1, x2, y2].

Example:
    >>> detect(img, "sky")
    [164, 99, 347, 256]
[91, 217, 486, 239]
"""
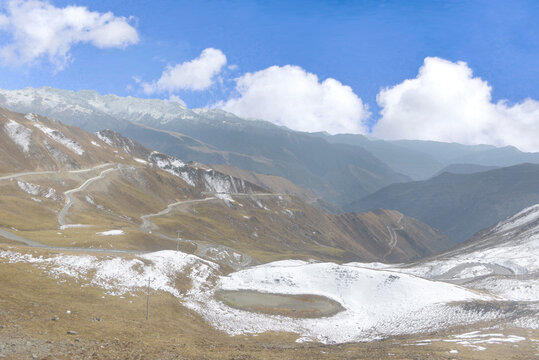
[0, 0, 538, 151]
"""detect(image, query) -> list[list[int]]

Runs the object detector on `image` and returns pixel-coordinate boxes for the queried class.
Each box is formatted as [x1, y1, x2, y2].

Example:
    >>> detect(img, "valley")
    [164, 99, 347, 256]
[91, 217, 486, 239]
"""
[1, 0, 538, 358]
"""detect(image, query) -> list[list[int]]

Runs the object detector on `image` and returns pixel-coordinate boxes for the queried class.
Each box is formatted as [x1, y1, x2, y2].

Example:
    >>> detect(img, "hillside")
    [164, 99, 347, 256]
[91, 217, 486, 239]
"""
[347, 163, 539, 243]
[201, 163, 318, 204]
[0, 107, 448, 265]
[207, 163, 342, 213]
[0, 87, 410, 208]
[330, 209, 453, 262]
[397, 203, 539, 302]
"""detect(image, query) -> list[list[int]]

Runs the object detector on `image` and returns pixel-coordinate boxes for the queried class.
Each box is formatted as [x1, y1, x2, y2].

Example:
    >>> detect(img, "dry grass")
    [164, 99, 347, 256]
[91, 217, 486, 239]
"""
[16, 228, 177, 252]
[152, 197, 348, 263]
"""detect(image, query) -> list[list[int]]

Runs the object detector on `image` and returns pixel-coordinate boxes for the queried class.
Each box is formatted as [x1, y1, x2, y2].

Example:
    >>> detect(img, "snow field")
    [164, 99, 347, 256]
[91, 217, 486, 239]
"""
[0, 248, 531, 343]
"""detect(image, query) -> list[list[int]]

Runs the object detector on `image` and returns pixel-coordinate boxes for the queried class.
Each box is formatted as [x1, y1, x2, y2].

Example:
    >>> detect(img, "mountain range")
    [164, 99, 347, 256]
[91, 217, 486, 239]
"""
[316, 132, 539, 180]
[2, 86, 539, 247]
[0, 106, 451, 264]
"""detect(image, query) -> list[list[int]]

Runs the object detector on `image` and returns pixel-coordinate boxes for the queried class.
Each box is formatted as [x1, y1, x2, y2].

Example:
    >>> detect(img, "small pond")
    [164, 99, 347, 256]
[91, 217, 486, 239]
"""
[215, 290, 344, 318]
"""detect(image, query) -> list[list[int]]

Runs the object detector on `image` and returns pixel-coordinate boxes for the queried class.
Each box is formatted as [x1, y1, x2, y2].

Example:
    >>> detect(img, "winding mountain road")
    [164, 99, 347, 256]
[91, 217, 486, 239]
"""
[138, 193, 287, 268]
[432, 262, 515, 284]
[1, 166, 283, 268]
[382, 214, 404, 260]
[0, 227, 142, 255]
[0, 163, 112, 181]
[58, 165, 120, 227]
[140, 197, 217, 232]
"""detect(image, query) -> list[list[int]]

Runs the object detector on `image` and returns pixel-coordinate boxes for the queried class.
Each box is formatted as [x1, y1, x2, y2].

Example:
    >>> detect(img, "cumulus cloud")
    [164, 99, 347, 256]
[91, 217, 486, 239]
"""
[218, 65, 370, 134]
[372, 57, 539, 152]
[143, 48, 227, 94]
[0, 0, 138, 69]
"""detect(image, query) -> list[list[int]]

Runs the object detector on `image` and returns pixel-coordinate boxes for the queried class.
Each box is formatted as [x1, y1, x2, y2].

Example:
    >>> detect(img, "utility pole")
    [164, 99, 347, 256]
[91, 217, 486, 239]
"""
[146, 275, 151, 321]
[176, 230, 182, 251]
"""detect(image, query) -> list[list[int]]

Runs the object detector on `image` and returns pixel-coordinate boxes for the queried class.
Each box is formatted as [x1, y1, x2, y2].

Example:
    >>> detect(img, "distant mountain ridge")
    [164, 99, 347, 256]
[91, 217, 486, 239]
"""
[315, 133, 539, 180]
[347, 163, 539, 243]
[432, 163, 500, 177]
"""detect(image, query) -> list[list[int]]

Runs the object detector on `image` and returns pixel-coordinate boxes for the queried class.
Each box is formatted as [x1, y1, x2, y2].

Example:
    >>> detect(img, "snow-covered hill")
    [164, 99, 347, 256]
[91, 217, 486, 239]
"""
[357, 204, 539, 304]
[0, 248, 497, 344]
[208, 260, 496, 343]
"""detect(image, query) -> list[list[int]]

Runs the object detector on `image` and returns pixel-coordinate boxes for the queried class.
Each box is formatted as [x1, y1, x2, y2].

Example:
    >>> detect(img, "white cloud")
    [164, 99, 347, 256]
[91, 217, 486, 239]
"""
[373, 57, 539, 152]
[0, 0, 138, 69]
[218, 65, 370, 134]
[143, 48, 226, 94]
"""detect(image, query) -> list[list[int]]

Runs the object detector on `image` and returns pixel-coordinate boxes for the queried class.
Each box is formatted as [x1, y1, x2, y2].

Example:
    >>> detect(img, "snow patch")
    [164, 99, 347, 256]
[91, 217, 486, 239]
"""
[443, 331, 526, 351]
[149, 152, 194, 186]
[0, 250, 218, 298]
[96, 132, 114, 146]
[60, 224, 91, 230]
[402, 232, 539, 279]
[4, 119, 32, 153]
[199, 261, 495, 343]
[134, 158, 148, 165]
[97, 230, 124, 236]
[452, 265, 493, 279]
[17, 181, 59, 200]
[24, 113, 38, 122]
[33, 123, 84, 155]
[255, 200, 269, 210]
[467, 277, 539, 301]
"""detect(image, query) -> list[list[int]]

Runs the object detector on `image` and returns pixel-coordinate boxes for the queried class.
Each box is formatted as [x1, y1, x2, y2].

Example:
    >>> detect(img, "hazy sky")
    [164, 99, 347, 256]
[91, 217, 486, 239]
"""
[1, 0, 538, 150]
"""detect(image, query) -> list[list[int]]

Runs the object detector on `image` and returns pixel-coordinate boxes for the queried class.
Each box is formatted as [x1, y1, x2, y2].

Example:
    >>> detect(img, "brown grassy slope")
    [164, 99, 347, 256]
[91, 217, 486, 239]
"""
[152, 195, 451, 263]
[331, 209, 451, 263]
[0, 108, 135, 174]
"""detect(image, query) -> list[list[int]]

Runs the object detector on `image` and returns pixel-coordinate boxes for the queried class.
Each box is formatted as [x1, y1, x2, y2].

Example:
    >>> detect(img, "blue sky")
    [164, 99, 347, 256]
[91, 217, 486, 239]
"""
[1, 0, 539, 150]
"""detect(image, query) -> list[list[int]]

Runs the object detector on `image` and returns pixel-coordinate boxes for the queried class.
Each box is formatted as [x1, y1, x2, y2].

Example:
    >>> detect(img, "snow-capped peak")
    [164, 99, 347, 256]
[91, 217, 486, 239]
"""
[0, 86, 244, 127]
